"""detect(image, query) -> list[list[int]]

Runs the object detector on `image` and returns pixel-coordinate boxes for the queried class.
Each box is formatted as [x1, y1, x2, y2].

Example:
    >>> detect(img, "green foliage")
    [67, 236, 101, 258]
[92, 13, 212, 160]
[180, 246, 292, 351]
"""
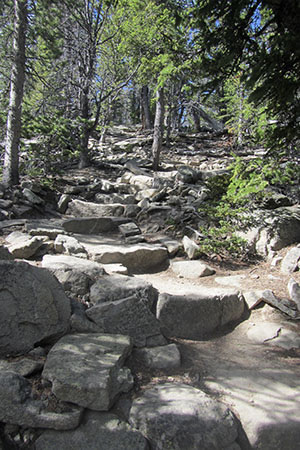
[21, 113, 82, 175]
[227, 155, 299, 204]
[226, 157, 268, 204]
[197, 171, 248, 257]
[198, 199, 248, 258]
[205, 173, 231, 200]
[192, 0, 300, 149]
[221, 72, 270, 146]
[198, 153, 299, 258]
[117, 0, 191, 89]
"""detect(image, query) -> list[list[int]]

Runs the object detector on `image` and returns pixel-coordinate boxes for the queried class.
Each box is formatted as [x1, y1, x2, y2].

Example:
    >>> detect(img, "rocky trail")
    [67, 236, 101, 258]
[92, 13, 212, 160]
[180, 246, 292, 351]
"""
[0, 126, 299, 449]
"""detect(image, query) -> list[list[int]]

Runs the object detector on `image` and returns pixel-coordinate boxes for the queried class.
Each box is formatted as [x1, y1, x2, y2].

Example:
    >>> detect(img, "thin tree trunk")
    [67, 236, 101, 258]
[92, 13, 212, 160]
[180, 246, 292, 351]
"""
[152, 87, 164, 171]
[197, 106, 224, 132]
[165, 104, 172, 147]
[78, 86, 91, 168]
[237, 85, 244, 146]
[177, 105, 184, 131]
[192, 107, 201, 132]
[140, 85, 152, 130]
[3, 0, 27, 186]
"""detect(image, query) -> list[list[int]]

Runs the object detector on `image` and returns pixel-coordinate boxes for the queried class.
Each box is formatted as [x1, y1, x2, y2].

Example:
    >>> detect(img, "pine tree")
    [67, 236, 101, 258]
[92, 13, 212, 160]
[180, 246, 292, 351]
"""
[192, 0, 300, 148]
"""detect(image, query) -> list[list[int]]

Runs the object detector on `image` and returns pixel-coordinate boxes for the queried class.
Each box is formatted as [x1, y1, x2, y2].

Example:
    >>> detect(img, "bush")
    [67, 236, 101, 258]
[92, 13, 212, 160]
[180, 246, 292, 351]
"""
[198, 153, 299, 258]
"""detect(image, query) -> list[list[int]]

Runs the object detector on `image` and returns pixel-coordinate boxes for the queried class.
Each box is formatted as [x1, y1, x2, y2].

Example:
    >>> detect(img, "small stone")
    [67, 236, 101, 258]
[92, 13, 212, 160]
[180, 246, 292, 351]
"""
[182, 235, 200, 259]
[0, 358, 44, 377]
[171, 260, 215, 278]
[281, 247, 300, 274]
[288, 278, 300, 310]
[57, 194, 71, 213]
[243, 291, 264, 310]
[119, 222, 141, 237]
[0, 371, 82, 429]
[54, 234, 87, 256]
[6, 231, 47, 259]
[258, 289, 299, 318]
[22, 188, 44, 205]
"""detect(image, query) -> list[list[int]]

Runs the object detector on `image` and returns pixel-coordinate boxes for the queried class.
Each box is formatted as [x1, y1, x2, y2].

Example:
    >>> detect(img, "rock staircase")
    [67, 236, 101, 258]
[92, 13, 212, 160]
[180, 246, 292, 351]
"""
[0, 127, 300, 449]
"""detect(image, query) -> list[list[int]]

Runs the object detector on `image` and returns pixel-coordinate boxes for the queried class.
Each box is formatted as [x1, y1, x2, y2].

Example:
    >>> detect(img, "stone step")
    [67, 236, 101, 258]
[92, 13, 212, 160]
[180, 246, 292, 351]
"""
[76, 236, 169, 274]
[42, 334, 133, 411]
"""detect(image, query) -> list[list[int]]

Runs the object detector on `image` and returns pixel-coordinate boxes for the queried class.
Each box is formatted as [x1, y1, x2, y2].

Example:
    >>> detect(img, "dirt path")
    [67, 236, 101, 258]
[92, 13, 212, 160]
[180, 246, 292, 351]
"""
[134, 252, 300, 449]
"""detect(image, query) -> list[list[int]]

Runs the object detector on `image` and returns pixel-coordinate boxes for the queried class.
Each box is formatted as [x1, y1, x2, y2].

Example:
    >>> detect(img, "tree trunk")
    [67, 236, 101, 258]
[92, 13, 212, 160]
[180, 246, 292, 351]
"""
[192, 107, 201, 132]
[197, 106, 224, 132]
[152, 88, 165, 171]
[3, 0, 27, 186]
[237, 85, 244, 146]
[177, 105, 184, 131]
[140, 85, 152, 130]
[165, 104, 172, 147]
[78, 86, 91, 168]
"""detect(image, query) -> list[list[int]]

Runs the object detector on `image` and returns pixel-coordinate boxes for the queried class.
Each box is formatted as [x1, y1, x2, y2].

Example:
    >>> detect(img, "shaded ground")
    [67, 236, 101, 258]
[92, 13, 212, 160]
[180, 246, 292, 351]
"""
[127, 300, 300, 449]
[132, 246, 300, 449]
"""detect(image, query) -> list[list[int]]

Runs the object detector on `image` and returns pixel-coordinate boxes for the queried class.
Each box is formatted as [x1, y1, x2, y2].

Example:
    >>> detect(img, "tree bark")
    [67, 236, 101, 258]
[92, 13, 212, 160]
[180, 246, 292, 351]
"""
[192, 107, 201, 132]
[152, 87, 164, 171]
[197, 106, 224, 132]
[3, 0, 27, 186]
[140, 85, 152, 129]
[78, 86, 91, 168]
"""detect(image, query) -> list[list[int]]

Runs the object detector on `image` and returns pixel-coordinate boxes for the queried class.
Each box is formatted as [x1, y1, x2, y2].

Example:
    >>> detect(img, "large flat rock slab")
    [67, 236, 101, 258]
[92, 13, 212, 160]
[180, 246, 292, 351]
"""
[25, 219, 65, 238]
[66, 199, 125, 217]
[129, 382, 243, 450]
[86, 296, 165, 347]
[5, 231, 47, 259]
[157, 288, 246, 339]
[62, 217, 130, 234]
[77, 237, 169, 273]
[35, 411, 148, 450]
[42, 254, 106, 277]
[90, 274, 158, 309]
[42, 334, 133, 411]
[0, 261, 71, 356]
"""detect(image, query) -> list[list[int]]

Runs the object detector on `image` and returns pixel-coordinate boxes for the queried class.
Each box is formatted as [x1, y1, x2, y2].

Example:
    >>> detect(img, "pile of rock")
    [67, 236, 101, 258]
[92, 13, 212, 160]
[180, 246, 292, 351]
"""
[1, 128, 299, 264]
[0, 256, 247, 449]
[0, 128, 299, 448]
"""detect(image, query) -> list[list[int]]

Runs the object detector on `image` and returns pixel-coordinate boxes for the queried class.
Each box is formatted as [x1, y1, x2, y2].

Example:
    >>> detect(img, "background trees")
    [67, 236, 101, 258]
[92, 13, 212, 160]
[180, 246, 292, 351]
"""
[0, 0, 298, 183]
[192, 0, 300, 148]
